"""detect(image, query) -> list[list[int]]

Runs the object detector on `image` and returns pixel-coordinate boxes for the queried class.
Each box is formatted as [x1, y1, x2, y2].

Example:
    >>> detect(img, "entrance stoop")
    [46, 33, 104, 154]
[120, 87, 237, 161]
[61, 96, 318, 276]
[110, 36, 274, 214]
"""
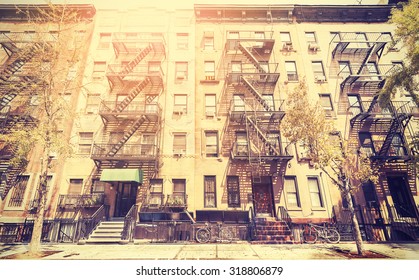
[85, 221, 124, 244]
[251, 217, 294, 244]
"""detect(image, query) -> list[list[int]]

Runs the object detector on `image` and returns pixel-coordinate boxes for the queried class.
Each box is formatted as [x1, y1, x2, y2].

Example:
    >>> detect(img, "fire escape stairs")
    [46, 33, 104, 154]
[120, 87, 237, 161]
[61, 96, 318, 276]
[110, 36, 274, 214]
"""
[119, 44, 153, 77]
[246, 116, 280, 156]
[0, 42, 42, 84]
[0, 76, 36, 110]
[377, 113, 409, 157]
[114, 76, 151, 113]
[241, 76, 272, 111]
[237, 43, 266, 74]
[106, 115, 147, 157]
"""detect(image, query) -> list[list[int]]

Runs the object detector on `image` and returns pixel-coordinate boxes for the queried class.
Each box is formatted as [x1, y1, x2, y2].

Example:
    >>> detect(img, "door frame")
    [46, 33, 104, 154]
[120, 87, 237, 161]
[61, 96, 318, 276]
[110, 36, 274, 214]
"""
[251, 176, 276, 217]
[114, 181, 138, 217]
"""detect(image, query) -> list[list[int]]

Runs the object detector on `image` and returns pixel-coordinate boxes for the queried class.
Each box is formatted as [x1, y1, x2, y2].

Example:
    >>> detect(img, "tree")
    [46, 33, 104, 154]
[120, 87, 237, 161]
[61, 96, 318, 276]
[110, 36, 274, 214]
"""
[379, 0, 418, 107]
[0, 2, 92, 254]
[280, 80, 378, 256]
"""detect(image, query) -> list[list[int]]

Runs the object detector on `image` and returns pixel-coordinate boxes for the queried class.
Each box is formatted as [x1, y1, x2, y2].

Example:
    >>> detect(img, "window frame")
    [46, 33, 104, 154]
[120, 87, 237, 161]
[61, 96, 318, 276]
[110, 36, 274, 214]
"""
[227, 176, 241, 208]
[175, 61, 188, 80]
[285, 61, 298, 82]
[7, 175, 30, 208]
[307, 176, 324, 209]
[173, 133, 187, 155]
[204, 131, 219, 158]
[284, 176, 300, 208]
[204, 175, 217, 208]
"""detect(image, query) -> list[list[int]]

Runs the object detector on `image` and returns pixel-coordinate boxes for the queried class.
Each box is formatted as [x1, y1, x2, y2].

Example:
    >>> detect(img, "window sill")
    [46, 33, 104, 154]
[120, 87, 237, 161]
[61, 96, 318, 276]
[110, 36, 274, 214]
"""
[311, 207, 326, 212]
[200, 79, 220, 84]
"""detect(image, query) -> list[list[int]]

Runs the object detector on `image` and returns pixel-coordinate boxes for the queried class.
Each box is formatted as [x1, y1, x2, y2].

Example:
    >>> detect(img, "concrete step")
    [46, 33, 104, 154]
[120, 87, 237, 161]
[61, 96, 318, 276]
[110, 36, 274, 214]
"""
[86, 221, 124, 244]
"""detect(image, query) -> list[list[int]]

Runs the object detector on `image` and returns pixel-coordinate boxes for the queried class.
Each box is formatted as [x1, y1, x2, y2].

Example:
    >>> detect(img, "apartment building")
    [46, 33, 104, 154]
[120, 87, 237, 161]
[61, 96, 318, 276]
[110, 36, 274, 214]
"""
[0, 2, 417, 244]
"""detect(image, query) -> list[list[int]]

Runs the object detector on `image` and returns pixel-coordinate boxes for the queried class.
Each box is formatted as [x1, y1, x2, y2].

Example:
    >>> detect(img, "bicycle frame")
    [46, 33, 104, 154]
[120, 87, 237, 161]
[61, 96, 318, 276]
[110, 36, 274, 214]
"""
[302, 223, 340, 244]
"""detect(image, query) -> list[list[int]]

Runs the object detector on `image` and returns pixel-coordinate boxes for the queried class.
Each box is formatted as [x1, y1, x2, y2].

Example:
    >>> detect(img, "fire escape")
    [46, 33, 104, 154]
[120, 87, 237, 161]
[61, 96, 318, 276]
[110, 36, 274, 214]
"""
[224, 31, 292, 176]
[0, 32, 53, 199]
[90, 32, 165, 187]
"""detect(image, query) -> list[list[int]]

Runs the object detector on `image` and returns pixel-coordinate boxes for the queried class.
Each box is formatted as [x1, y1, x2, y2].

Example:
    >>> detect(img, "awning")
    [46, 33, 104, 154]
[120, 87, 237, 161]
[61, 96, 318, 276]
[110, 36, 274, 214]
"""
[100, 169, 143, 183]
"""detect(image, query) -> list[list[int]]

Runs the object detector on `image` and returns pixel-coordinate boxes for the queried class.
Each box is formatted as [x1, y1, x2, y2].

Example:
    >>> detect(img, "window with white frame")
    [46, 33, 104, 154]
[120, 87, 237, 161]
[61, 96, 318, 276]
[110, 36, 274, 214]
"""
[92, 61, 106, 79]
[173, 133, 186, 155]
[175, 62, 188, 80]
[204, 176, 216, 208]
[78, 132, 93, 154]
[312, 61, 326, 82]
[280, 32, 292, 50]
[204, 61, 215, 80]
[85, 93, 101, 114]
[308, 177, 323, 208]
[319, 94, 333, 111]
[149, 179, 163, 207]
[284, 176, 300, 208]
[173, 94, 187, 114]
[285, 61, 298, 81]
[205, 131, 218, 157]
[205, 94, 216, 117]
[98, 33, 111, 49]
[177, 33, 188, 49]
[172, 179, 186, 204]
[68, 179, 83, 195]
[204, 30, 214, 50]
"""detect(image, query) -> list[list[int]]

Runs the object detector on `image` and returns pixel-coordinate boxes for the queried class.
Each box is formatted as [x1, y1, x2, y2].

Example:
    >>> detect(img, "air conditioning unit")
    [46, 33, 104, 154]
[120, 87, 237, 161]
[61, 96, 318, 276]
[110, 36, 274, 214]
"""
[205, 110, 215, 117]
[205, 75, 215, 81]
[308, 42, 319, 51]
[173, 149, 185, 156]
[282, 42, 293, 51]
[176, 72, 186, 80]
[173, 106, 186, 114]
[315, 75, 326, 83]
[325, 110, 334, 117]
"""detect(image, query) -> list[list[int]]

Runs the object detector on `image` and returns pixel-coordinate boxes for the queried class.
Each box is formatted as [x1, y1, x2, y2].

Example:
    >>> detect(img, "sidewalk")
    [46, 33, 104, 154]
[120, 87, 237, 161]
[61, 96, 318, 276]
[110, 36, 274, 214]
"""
[1, 242, 419, 260]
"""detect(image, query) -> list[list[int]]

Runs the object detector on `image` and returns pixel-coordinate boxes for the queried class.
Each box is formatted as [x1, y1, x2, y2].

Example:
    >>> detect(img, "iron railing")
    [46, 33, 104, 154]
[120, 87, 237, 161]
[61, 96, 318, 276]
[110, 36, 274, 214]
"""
[76, 204, 109, 241]
[91, 143, 158, 159]
[57, 194, 105, 208]
[121, 204, 138, 242]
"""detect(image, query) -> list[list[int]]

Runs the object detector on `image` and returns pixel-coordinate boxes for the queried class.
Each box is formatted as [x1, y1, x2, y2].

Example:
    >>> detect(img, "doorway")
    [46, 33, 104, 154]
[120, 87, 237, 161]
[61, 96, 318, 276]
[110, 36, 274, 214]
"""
[252, 176, 275, 217]
[387, 175, 417, 218]
[114, 182, 138, 217]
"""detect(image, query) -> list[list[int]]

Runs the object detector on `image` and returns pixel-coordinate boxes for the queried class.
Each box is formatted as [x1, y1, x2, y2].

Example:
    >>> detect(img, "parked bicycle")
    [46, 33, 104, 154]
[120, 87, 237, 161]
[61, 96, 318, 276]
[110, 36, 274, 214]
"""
[301, 223, 340, 244]
[195, 222, 233, 243]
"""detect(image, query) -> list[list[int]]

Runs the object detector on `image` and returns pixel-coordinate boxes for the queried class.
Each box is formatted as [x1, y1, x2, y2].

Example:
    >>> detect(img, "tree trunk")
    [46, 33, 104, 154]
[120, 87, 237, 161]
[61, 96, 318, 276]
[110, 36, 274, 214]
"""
[28, 160, 49, 254]
[344, 179, 365, 256]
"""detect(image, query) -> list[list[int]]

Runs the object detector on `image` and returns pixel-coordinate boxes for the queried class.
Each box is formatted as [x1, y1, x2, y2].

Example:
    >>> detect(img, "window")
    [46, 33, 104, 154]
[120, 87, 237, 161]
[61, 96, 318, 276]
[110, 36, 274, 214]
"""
[173, 94, 187, 114]
[140, 134, 155, 156]
[173, 133, 186, 155]
[78, 132, 93, 154]
[204, 61, 215, 80]
[389, 133, 407, 157]
[227, 31, 239, 39]
[262, 94, 274, 110]
[233, 94, 245, 111]
[308, 177, 323, 208]
[148, 61, 161, 74]
[204, 30, 214, 50]
[68, 179, 83, 195]
[362, 181, 378, 208]
[175, 62, 188, 80]
[227, 176, 240, 207]
[359, 132, 375, 156]
[284, 176, 300, 208]
[145, 95, 158, 113]
[205, 131, 218, 157]
[312, 61, 326, 82]
[204, 176, 216, 208]
[86, 93, 100, 114]
[348, 94, 362, 115]
[92, 61, 106, 79]
[98, 33, 111, 49]
[338, 61, 351, 77]
[319, 94, 333, 111]
[149, 179, 163, 207]
[205, 94, 216, 117]
[172, 179, 186, 204]
[285, 61, 298, 81]
[177, 33, 188, 49]
[254, 31, 265, 48]
[8, 175, 29, 207]
[231, 61, 242, 73]
[280, 32, 292, 50]
[236, 132, 248, 156]
[305, 32, 317, 43]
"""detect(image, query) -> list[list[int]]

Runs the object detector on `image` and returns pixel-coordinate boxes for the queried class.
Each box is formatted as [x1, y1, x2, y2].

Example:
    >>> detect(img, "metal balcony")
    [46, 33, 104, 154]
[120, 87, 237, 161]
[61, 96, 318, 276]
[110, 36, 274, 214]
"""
[227, 63, 280, 84]
[98, 101, 161, 122]
[229, 98, 285, 122]
[225, 31, 275, 53]
[91, 143, 158, 162]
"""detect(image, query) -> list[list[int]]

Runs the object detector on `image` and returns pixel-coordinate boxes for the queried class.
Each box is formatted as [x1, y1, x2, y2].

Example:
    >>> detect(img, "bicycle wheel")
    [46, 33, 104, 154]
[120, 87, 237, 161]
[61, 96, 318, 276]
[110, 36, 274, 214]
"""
[219, 228, 233, 243]
[325, 228, 340, 244]
[302, 227, 318, 244]
[196, 228, 211, 243]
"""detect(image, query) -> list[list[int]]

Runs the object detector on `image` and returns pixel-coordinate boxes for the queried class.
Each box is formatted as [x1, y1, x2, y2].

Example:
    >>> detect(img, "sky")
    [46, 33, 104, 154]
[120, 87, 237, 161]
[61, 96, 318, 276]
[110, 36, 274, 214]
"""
[0, 0, 389, 8]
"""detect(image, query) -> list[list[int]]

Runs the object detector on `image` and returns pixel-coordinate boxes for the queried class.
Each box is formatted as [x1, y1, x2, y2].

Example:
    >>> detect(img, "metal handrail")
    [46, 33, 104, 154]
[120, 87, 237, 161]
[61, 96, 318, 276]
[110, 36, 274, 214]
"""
[122, 204, 137, 241]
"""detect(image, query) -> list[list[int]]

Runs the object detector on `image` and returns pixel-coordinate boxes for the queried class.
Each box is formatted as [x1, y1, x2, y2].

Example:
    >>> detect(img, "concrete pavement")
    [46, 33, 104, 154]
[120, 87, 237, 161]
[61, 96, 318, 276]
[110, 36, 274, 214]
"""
[1, 241, 419, 260]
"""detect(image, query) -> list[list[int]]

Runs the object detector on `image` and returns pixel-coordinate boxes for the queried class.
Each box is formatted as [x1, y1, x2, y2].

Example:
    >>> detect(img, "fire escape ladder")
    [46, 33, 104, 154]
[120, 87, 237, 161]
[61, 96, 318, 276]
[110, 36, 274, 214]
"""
[246, 115, 280, 156]
[106, 115, 147, 157]
[237, 43, 266, 74]
[115, 76, 151, 113]
[0, 76, 35, 110]
[0, 163, 23, 200]
[0, 43, 42, 84]
[358, 47, 374, 75]
[241, 76, 272, 111]
[120, 43, 153, 76]
[377, 113, 408, 157]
